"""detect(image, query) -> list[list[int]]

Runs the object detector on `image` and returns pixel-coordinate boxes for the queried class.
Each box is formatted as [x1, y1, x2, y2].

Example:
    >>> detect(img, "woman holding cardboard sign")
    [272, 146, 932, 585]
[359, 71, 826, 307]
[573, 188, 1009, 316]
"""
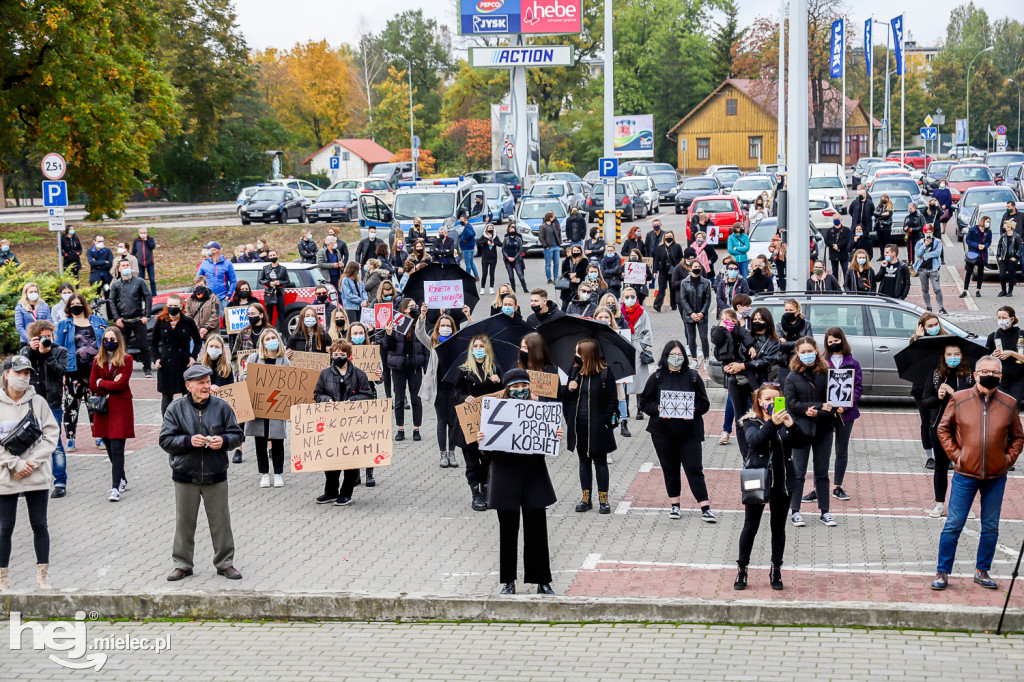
[477, 368, 561, 596]
[240, 328, 290, 490]
[383, 298, 428, 443]
[454, 335, 505, 512]
[638, 341, 714, 523]
[345, 322, 383, 487]
[564, 338, 618, 514]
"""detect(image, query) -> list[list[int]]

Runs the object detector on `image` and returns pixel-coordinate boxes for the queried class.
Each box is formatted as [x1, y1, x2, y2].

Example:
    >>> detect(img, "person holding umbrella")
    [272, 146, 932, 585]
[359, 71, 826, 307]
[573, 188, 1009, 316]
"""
[639, 340, 714, 522]
[478, 369, 561, 596]
[517, 332, 560, 403]
[453, 335, 505, 510]
[383, 298, 428, 442]
[906, 313, 948, 469]
[564, 338, 619, 514]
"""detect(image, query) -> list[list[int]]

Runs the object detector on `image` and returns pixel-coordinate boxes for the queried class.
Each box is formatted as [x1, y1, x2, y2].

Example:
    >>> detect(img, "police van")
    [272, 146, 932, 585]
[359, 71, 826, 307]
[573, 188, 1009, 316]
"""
[356, 177, 486, 241]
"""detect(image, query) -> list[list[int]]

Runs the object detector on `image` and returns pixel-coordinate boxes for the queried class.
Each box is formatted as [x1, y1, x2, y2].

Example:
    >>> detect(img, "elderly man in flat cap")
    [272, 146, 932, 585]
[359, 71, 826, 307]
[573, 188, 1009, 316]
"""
[159, 364, 244, 581]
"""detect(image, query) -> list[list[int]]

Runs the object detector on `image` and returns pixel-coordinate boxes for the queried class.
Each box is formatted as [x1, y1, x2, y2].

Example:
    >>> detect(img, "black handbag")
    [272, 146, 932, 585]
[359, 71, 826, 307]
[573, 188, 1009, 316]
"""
[1, 402, 44, 457]
[639, 344, 654, 365]
[740, 462, 771, 505]
[86, 395, 108, 416]
[554, 276, 571, 292]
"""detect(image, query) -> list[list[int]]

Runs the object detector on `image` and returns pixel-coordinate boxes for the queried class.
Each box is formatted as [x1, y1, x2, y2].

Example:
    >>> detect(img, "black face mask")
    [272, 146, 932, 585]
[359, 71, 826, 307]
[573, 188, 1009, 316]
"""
[166, 307, 181, 317]
[827, 342, 843, 354]
[531, 304, 542, 314]
[630, 256, 639, 262]
[316, 294, 329, 303]
[978, 374, 1001, 390]
[751, 321, 766, 332]
[239, 289, 250, 297]
[248, 316, 263, 327]
[665, 237, 673, 243]
[69, 305, 85, 316]
[691, 271, 702, 278]
[573, 354, 583, 366]
[782, 312, 797, 324]
[270, 257, 278, 263]
[194, 287, 209, 298]
[519, 350, 530, 365]
[332, 356, 349, 368]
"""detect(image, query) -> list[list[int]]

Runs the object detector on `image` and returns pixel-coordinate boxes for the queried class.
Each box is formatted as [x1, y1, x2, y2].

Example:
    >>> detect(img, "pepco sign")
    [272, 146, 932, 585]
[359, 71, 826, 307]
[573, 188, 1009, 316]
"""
[459, 0, 582, 35]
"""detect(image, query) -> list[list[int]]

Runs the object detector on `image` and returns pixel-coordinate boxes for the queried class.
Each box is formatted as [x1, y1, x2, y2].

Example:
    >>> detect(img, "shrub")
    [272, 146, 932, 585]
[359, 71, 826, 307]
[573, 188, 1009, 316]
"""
[0, 263, 101, 353]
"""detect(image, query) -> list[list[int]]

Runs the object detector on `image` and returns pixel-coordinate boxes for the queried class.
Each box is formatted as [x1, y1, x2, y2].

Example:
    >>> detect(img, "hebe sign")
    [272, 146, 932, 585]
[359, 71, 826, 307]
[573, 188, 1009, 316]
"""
[460, 0, 581, 35]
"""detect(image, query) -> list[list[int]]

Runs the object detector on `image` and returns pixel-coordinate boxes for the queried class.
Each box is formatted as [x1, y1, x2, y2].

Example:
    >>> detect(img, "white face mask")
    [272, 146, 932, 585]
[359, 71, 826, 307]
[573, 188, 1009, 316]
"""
[438, 327, 453, 337]
[117, 247, 126, 254]
[6, 373, 30, 392]
[61, 292, 72, 303]
[207, 347, 223, 358]
[27, 292, 39, 302]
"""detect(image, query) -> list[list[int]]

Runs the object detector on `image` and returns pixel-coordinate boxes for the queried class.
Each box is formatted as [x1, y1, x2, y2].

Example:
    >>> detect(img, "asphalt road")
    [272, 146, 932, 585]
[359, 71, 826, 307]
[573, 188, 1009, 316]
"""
[0, 202, 237, 223]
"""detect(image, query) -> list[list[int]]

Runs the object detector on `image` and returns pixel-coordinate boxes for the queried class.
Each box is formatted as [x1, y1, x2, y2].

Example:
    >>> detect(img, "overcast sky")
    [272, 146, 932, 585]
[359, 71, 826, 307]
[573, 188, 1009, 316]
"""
[235, 0, 1013, 53]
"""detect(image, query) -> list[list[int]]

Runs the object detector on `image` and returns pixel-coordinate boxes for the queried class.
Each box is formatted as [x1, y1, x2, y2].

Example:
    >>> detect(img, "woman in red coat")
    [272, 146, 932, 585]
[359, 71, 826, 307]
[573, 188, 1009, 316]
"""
[90, 326, 135, 502]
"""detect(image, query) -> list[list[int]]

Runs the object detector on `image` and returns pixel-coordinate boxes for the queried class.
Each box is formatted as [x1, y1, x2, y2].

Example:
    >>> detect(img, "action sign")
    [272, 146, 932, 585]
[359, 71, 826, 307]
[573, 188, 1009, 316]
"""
[289, 399, 393, 473]
[244, 363, 320, 421]
[659, 390, 695, 419]
[425, 280, 464, 309]
[623, 261, 647, 284]
[218, 381, 254, 424]
[479, 397, 563, 457]
[827, 368, 855, 408]
[225, 306, 249, 333]
[468, 45, 575, 68]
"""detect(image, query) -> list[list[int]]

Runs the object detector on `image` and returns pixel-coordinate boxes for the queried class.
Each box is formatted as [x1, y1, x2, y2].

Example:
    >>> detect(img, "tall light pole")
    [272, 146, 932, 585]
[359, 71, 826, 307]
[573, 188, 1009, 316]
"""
[603, 0, 615, 244]
[966, 45, 994, 151]
[786, 0, 809, 292]
[777, 0, 786, 172]
[407, 59, 417, 180]
[874, 20, 891, 155]
[1008, 78, 1022, 152]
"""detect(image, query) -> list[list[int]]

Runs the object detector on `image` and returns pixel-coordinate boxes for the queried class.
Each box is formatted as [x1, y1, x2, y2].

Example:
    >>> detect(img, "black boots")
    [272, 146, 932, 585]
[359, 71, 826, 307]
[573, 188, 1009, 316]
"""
[770, 563, 784, 590]
[500, 582, 515, 594]
[598, 491, 611, 514]
[575, 490, 592, 512]
[734, 566, 748, 590]
[620, 421, 631, 437]
[537, 584, 555, 595]
[471, 483, 487, 511]
[365, 468, 375, 487]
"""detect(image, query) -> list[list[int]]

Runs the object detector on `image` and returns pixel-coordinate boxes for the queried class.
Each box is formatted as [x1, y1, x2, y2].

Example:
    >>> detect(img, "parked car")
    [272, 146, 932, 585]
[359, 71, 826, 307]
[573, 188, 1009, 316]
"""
[955, 187, 1019, 240]
[674, 176, 721, 214]
[921, 160, 956, 195]
[947, 145, 985, 159]
[478, 183, 516, 224]
[368, 161, 414, 184]
[528, 180, 585, 211]
[865, 161, 906, 189]
[757, 164, 782, 175]
[807, 175, 849, 213]
[1001, 162, 1024, 193]
[630, 162, 677, 176]
[265, 178, 325, 201]
[235, 185, 261, 215]
[466, 169, 523, 200]
[585, 182, 643, 222]
[706, 293, 982, 394]
[583, 169, 626, 184]
[702, 164, 740, 176]
[879, 191, 915, 242]
[945, 164, 996, 203]
[685, 195, 749, 242]
[514, 196, 570, 252]
[621, 176, 660, 215]
[537, 172, 584, 184]
[645, 169, 683, 204]
[852, 157, 883, 188]
[808, 198, 841, 232]
[747, 217, 824, 263]
[327, 177, 396, 206]
[730, 175, 776, 206]
[983, 152, 1024, 182]
[871, 177, 925, 208]
[305, 189, 358, 223]
[239, 187, 307, 225]
[712, 169, 741, 192]
[885, 150, 934, 169]
[1014, 163, 1024, 201]
[809, 162, 846, 179]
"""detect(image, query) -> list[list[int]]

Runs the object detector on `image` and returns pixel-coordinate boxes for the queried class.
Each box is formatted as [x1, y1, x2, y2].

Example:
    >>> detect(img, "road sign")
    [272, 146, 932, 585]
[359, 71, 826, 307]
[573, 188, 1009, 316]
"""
[680, 139, 687, 152]
[996, 124, 1008, 136]
[924, 115, 933, 127]
[598, 157, 618, 178]
[41, 152, 67, 181]
[503, 141, 515, 159]
[996, 135, 1008, 152]
[329, 156, 340, 170]
[920, 127, 937, 140]
[955, 119, 968, 145]
[47, 208, 65, 233]
[412, 134, 421, 149]
[42, 180, 68, 207]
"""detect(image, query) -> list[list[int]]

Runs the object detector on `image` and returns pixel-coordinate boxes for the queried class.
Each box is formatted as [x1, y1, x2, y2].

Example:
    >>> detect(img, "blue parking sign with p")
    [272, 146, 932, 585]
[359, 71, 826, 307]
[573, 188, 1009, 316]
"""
[599, 158, 618, 179]
[42, 180, 68, 207]
[329, 156, 340, 170]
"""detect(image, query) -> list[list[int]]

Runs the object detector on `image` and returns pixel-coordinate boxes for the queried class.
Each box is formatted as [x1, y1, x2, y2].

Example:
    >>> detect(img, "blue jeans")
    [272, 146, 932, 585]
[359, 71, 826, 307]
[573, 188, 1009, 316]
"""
[50, 405, 66, 487]
[936, 472, 1006, 574]
[462, 246, 479, 278]
[142, 262, 157, 295]
[737, 260, 749, 278]
[543, 246, 561, 281]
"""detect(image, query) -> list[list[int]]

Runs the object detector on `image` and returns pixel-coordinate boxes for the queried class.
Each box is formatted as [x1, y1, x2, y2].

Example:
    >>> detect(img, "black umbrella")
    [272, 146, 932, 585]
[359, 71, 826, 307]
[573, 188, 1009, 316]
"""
[894, 335, 988, 387]
[537, 315, 637, 381]
[402, 263, 480, 313]
[438, 338, 521, 385]
[458, 313, 537, 345]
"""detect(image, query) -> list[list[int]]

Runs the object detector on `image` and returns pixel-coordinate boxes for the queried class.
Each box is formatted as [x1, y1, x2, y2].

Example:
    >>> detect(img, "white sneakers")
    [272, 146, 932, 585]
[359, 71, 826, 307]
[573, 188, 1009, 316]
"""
[928, 503, 945, 518]
[118, 478, 127, 493]
[108, 488, 120, 502]
[718, 431, 730, 445]
[489, 287, 495, 294]
[259, 474, 270, 488]
[273, 474, 284, 488]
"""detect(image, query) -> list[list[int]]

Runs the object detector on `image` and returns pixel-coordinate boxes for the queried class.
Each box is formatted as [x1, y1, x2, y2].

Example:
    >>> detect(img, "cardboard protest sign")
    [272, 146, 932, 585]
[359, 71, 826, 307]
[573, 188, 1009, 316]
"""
[351, 344, 382, 380]
[312, 304, 326, 327]
[425, 280, 464, 309]
[455, 390, 504, 442]
[360, 307, 376, 329]
[643, 257, 654, 270]
[225, 307, 249, 334]
[289, 351, 330, 372]
[289, 399, 393, 473]
[827, 368, 855, 408]
[218, 381, 254, 423]
[623, 261, 647, 284]
[245, 363, 320, 421]
[375, 303, 393, 329]
[660, 390, 695, 419]
[526, 370, 559, 399]
[479, 397, 563, 457]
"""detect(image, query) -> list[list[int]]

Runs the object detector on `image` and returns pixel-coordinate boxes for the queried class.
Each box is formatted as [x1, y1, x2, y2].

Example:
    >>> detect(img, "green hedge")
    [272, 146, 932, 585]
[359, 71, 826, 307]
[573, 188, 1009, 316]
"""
[0, 263, 101, 354]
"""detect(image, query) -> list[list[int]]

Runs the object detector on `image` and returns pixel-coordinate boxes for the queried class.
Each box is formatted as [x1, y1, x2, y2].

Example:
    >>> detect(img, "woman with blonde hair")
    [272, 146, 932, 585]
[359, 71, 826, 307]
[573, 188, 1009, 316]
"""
[844, 249, 876, 293]
[15, 282, 52, 345]
[327, 306, 349, 343]
[489, 283, 515, 316]
[89, 326, 134, 502]
[240, 327, 290, 489]
[453, 334, 504, 511]
[286, 305, 332, 355]
[416, 311, 461, 467]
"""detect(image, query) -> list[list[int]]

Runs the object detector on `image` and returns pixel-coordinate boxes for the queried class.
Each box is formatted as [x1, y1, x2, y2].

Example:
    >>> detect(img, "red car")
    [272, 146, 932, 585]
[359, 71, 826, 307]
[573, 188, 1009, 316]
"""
[685, 195, 749, 242]
[945, 163, 996, 203]
[885, 150, 934, 169]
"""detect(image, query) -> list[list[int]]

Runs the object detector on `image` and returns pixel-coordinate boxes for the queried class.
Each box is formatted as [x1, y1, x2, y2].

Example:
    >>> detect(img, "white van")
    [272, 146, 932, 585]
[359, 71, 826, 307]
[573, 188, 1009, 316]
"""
[356, 177, 485, 241]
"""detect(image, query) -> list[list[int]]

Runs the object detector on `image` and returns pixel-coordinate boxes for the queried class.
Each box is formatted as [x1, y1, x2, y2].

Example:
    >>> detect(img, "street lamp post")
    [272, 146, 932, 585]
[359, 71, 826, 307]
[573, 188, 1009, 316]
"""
[1008, 78, 1022, 152]
[874, 20, 891, 154]
[966, 45, 994, 151]
[406, 59, 417, 180]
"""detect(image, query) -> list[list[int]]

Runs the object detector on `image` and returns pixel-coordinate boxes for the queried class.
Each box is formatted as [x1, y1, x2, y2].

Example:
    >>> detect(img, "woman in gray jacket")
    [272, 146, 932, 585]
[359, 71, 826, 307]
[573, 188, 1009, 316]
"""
[240, 328, 290, 489]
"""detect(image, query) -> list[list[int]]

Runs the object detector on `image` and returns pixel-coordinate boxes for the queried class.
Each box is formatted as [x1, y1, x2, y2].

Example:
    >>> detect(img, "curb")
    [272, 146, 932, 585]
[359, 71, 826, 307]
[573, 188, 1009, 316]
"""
[1, 592, 1020, 632]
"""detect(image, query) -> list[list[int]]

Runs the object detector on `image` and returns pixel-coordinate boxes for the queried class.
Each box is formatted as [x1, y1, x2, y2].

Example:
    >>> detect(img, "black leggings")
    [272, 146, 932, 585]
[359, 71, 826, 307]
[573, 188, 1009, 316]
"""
[435, 389, 458, 451]
[392, 368, 423, 428]
[498, 508, 551, 585]
[63, 367, 93, 440]
[0, 490, 49, 568]
[737, 461, 790, 567]
[462, 442, 490, 486]
[788, 429, 834, 514]
[999, 260, 1017, 294]
[575, 420, 609, 493]
[481, 259, 498, 288]
[103, 438, 126, 489]
[963, 261, 984, 291]
[504, 260, 528, 292]
[652, 435, 709, 503]
[931, 428, 952, 504]
[914, 396, 932, 450]
[254, 437, 284, 475]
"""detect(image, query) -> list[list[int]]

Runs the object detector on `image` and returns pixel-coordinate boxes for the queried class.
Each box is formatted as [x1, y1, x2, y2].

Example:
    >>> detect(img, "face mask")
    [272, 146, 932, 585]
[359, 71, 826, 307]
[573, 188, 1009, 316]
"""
[751, 321, 767, 333]
[939, 183, 946, 188]
[415, 245, 424, 252]
[579, 291, 591, 301]
[782, 312, 797, 324]
[762, 400, 775, 415]
[316, 293, 329, 303]
[509, 387, 530, 400]
[472, 348, 486, 360]
[665, 237, 673, 243]
[248, 315, 262, 327]
[397, 242, 404, 250]
[383, 295, 393, 301]
[351, 334, 365, 345]
[69, 229, 75, 236]
[857, 257, 866, 265]
[207, 346, 223, 359]
[813, 268, 824, 276]
[667, 355, 684, 369]
[827, 342, 843, 354]
[722, 319, 736, 331]
[6, 374, 30, 392]
[27, 292, 39, 302]
[588, 272, 598, 280]
[978, 374, 1001, 390]
[946, 356, 961, 368]
[998, 318, 1013, 330]
[304, 235, 312, 241]
[167, 306, 181, 317]
[438, 326, 453, 338]
[925, 325, 941, 336]
[691, 271, 702, 278]
[623, 297, 636, 306]
[270, 257, 278, 263]
[95, 243, 104, 250]
[103, 340, 119, 352]
[502, 305, 515, 317]
[855, 231, 863, 238]
[696, 238, 705, 245]
[630, 256, 639, 262]
[202, 250, 210, 258]
[799, 352, 817, 366]
[195, 287, 209, 298]
[304, 317, 317, 328]
[120, 268, 132, 277]
[61, 292, 72, 303]
[597, 317, 611, 326]
[573, 354, 583, 365]
[263, 338, 280, 352]
[332, 356, 349, 368]
[117, 247, 127, 255]
[530, 304, 542, 314]
[239, 288, 251, 297]
[69, 305, 85, 316]
[727, 269, 739, 279]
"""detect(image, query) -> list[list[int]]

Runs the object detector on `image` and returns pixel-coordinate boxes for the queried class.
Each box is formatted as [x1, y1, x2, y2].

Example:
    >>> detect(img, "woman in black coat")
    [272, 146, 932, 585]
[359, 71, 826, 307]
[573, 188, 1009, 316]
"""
[258, 249, 291, 334]
[782, 337, 837, 528]
[453, 334, 505, 511]
[61, 227, 83, 275]
[776, 299, 813, 386]
[824, 220, 851, 279]
[476, 225, 502, 293]
[851, 225, 873, 263]
[736, 382, 807, 591]
[652, 231, 684, 312]
[478, 369, 561, 596]
[382, 298, 429, 441]
[638, 341, 714, 521]
[285, 305, 333, 354]
[621, 226, 646, 258]
[560, 245, 590, 311]
[152, 293, 202, 414]
[517, 332, 561, 401]
[564, 338, 619, 514]
[584, 226, 605, 262]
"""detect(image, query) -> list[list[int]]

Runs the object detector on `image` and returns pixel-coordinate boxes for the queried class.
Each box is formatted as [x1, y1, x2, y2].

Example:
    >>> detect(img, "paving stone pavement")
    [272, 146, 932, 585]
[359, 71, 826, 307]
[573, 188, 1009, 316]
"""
[4, 211, 1023, 610]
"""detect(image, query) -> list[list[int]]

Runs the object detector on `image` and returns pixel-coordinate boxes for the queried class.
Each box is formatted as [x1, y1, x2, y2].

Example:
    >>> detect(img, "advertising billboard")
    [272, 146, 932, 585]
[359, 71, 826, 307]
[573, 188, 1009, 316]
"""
[613, 115, 655, 159]
[469, 45, 575, 67]
[460, 0, 582, 36]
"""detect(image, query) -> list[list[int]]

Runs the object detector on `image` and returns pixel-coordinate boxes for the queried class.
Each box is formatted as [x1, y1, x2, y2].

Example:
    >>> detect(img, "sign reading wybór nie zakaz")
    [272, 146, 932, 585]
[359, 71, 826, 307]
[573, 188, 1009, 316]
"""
[459, 0, 582, 36]
[469, 45, 574, 68]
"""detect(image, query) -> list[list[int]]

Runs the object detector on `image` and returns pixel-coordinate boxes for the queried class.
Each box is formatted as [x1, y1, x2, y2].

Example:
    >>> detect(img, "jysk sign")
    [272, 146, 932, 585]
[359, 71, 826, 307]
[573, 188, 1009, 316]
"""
[469, 45, 574, 67]
[460, 0, 582, 35]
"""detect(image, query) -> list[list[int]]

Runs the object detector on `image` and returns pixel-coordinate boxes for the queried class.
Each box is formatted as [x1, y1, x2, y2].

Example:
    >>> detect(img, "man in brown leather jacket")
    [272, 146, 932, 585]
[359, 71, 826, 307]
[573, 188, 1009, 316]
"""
[932, 355, 1024, 591]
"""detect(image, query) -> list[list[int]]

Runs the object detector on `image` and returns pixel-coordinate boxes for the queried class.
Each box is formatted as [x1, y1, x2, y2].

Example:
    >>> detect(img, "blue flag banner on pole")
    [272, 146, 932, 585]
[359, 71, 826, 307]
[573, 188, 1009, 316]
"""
[864, 19, 871, 75]
[830, 19, 844, 79]
[891, 15, 904, 75]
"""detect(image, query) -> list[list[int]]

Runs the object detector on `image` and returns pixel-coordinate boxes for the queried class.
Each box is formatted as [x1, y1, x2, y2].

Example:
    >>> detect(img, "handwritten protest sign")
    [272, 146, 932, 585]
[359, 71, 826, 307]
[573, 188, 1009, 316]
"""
[455, 390, 503, 442]
[351, 344, 382, 380]
[225, 307, 249, 333]
[425, 280, 464, 309]
[375, 303, 393, 329]
[660, 390, 695, 419]
[360, 307, 376, 329]
[526, 371, 559, 399]
[623, 261, 647, 284]
[312, 304, 326, 327]
[479, 397, 563, 457]
[245, 364, 320, 420]
[289, 399, 393, 473]
[827, 368, 855, 408]
[218, 381, 254, 423]
[643, 257, 654, 270]
[289, 351, 330, 372]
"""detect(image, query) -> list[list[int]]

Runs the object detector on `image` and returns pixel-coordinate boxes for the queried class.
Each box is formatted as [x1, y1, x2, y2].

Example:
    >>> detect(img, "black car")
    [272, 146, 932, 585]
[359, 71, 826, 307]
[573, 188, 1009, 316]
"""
[466, 169, 523, 200]
[674, 176, 722, 213]
[921, 160, 955, 195]
[851, 156, 882, 189]
[584, 182, 642, 222]
[306, 189, 358, 223]
[240, 188, 306, 225]
[645, 169, 682, 204]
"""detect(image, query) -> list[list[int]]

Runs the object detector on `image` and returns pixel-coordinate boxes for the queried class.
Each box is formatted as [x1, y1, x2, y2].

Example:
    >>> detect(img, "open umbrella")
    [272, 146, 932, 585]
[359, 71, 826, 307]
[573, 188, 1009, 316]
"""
[435, 314, 535, 384]
[894, 334, 988, 387]
[401, 263, 480, 313]
[537, 315, 637, 381]
[437, 338, 521, 385]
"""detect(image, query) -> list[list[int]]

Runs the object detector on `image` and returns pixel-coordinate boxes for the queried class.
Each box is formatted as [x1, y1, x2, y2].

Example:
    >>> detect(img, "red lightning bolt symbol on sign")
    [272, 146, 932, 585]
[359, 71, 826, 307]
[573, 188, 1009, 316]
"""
[266, 390, 280, 410]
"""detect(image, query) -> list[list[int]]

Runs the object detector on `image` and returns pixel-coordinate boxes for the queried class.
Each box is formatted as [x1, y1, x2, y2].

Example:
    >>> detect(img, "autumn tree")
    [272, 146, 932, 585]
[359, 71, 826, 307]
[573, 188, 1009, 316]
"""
[367, 66, 423, 154]
[391, 148, 435, 177]
[440, 119, 492, 169]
